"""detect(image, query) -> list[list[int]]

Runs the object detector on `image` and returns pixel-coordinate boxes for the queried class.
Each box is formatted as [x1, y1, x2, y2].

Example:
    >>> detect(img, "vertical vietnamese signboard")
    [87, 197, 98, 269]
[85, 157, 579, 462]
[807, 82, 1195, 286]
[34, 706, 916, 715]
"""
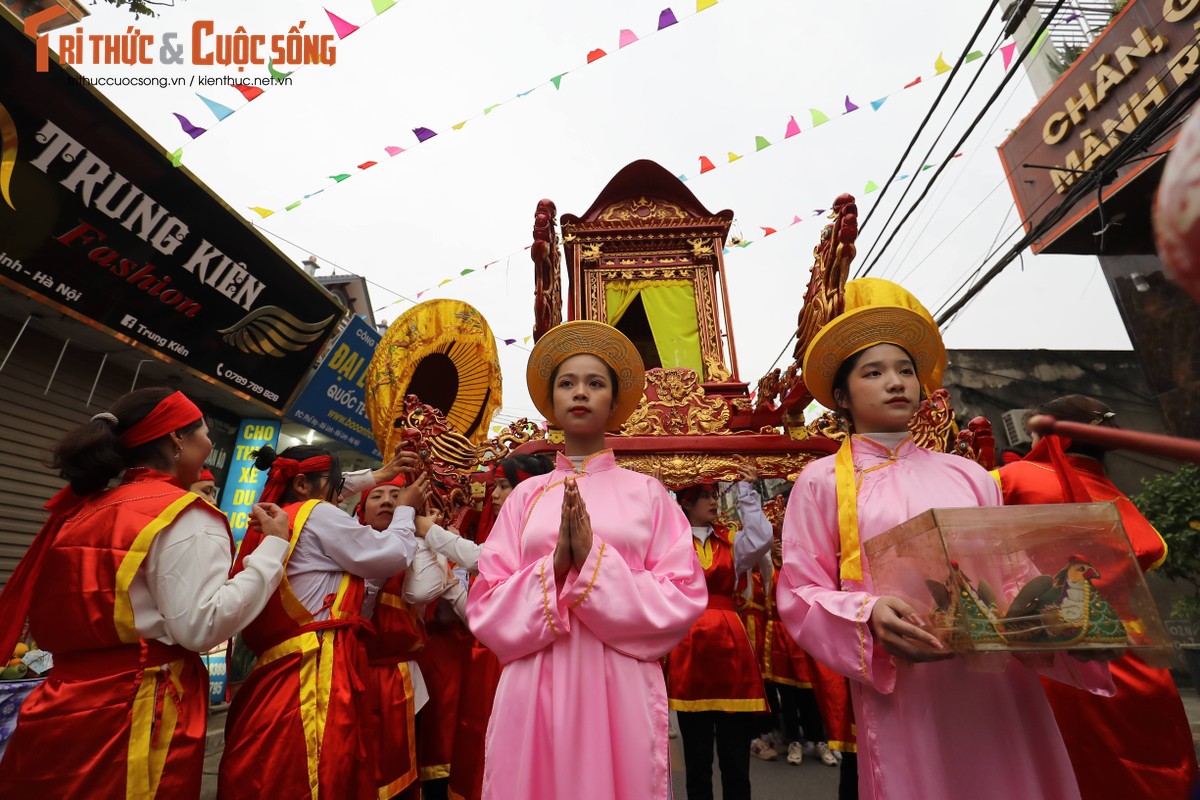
[285, 316, 383, 459]
[219, 418, 280, 547]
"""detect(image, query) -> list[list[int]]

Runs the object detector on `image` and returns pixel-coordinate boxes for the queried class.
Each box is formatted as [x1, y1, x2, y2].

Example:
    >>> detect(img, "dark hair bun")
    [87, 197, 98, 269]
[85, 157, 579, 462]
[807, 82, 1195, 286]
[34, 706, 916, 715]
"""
[252, 445, 278, 472]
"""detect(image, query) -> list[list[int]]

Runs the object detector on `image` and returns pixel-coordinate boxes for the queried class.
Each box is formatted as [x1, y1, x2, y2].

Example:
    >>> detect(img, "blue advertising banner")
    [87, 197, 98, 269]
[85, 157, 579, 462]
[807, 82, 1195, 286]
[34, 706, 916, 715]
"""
[285, 316, 382, 459]
[218, 418, 280, 546]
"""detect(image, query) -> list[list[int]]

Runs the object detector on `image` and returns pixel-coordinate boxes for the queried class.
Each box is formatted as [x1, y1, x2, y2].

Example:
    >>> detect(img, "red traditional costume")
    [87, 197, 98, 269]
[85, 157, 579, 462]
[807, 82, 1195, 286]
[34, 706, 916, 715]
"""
[414, 596, 472, 784]
[736, 567, 768, 671]
[447, 496, 499, 800]
[356, 476, 428, 800]
[0, 470, 224, 798]
[219, 499, 374, 800]
[668, 523, 767, 712]
[998, 436, 1198, 800]
[364, 572, 425, 799]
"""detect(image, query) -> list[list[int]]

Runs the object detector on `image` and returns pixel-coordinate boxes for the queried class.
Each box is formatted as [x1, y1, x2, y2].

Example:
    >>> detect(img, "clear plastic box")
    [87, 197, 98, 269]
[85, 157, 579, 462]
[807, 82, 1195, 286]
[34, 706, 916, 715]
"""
[864, 503, 1171, 662]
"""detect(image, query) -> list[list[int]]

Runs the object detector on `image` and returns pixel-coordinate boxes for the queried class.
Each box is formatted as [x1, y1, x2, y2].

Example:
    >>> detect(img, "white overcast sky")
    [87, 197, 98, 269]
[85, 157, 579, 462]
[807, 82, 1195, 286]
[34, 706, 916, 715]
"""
[66, 0, 1132, 426]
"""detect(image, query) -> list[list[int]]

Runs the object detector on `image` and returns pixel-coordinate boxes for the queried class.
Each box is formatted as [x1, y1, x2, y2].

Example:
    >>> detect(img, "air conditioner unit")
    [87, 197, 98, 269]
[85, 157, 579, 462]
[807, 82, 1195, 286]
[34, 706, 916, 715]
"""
[1001, 409, 1032, 446]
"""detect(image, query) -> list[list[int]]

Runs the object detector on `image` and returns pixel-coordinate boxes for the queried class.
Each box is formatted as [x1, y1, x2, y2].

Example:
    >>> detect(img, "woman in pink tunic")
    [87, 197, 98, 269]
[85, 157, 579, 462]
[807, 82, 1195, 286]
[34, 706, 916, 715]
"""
[776, 278, 1113, 800]
[467, 321, 707, 800]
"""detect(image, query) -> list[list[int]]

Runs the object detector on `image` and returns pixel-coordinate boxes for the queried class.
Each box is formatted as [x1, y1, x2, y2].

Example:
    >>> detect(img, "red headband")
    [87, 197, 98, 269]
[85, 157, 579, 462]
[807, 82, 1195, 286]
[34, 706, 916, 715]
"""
[355, 474, 408, 524]
[198, 468, 215, 482]
[120, 391, 203, 448]
[259, 456, 333, 505]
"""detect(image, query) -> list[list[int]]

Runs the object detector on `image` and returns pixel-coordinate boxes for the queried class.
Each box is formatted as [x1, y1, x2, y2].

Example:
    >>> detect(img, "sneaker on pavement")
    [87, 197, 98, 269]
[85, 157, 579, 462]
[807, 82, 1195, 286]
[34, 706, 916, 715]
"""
[816, 742, 838, 767]
[786, 741, 804, 765]
[751, 738, 779, 761]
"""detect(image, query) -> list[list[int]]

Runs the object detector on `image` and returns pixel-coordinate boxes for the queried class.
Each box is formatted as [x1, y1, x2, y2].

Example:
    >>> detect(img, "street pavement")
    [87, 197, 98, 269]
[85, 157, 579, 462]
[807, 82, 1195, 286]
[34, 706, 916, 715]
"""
[200, 688, 1200, 799]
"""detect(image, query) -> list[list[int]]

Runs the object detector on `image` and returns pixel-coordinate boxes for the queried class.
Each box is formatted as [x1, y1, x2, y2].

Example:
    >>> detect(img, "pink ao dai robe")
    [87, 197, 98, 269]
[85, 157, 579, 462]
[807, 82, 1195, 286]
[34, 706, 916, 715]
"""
[467, 450, 707, 800]
[777, 434, 1113, 800]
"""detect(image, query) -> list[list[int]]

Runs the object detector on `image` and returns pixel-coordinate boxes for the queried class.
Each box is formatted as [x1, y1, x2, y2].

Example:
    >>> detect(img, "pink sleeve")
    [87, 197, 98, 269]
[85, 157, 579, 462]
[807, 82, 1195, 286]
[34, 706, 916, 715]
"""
[467, 484, 571, 664]
[558, 480, 707, 662]
[776, 465, 897, 693]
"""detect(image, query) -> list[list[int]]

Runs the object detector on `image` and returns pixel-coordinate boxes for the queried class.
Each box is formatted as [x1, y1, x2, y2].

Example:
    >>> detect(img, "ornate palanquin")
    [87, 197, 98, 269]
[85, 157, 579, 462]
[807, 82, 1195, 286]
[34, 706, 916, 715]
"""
[510, 162, 995, 487]
[512, 160, 847, 487]
[365, 161, 995, 517]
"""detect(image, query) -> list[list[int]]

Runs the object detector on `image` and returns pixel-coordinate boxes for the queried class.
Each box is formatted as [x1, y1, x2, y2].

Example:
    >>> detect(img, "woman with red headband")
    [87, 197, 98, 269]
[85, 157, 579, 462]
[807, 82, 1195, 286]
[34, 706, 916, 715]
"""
[997, 395, 1197, 800]
[668, 467, 771, 800]
[218, 442, 429, 800]
[0, 387, 290, 798]
[189, 466, 217, 505]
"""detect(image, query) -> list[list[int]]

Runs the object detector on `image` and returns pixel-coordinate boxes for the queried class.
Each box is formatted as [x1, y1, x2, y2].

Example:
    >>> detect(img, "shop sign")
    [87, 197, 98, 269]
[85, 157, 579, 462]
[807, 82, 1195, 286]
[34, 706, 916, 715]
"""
[999, 0, 1200, 252]
[0, 19, 342, 410]
[286, 316, 383, 460]
[218, 418, 279, 546]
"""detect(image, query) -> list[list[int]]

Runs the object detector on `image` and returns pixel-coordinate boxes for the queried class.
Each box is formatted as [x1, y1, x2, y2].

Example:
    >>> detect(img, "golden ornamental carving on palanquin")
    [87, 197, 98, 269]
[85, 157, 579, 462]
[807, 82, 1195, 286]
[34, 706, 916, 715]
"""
[580, 242, 604, 263]
[619, 453, 821, 489]
[703, 353, 732, 382]
[620, 368, 731, 436]
[598, 196, 688, 223]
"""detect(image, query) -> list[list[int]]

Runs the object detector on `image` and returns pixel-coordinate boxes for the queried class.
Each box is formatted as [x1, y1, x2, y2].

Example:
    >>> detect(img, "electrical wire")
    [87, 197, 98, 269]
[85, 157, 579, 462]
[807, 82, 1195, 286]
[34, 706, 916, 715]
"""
[857, 0, 1003, 238]
[858, 0, 1071, 277]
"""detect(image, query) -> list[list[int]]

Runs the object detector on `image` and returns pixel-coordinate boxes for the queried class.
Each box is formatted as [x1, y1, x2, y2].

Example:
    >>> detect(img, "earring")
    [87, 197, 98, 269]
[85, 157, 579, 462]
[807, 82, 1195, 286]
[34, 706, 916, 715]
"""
[174, 447, 182, 462]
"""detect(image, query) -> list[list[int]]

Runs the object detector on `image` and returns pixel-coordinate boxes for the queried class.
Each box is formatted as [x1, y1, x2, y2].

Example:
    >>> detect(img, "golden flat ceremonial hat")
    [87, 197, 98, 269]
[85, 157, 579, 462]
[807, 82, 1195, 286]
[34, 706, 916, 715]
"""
[803, 278, 945, 410]
[527, 321, 645, 430]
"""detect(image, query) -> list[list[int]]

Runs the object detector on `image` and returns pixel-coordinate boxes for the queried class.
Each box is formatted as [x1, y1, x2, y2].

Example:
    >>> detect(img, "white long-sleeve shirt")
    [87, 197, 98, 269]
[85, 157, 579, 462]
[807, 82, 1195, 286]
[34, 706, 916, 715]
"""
[287, 469, 418, 620]
[423, 525, 481, 572]
[691, 481, 773, 575]
[130, 505, 288, 652]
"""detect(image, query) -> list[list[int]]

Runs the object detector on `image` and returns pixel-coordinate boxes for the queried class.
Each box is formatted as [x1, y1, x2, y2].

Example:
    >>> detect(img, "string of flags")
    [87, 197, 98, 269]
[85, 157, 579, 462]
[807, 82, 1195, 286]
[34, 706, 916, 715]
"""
[168, 0, 729, 181]
[674, 48, 996, 184]
[241, 35, 1012, 219]
[360, 147, 969, 321]
[168, 2, 409, 163]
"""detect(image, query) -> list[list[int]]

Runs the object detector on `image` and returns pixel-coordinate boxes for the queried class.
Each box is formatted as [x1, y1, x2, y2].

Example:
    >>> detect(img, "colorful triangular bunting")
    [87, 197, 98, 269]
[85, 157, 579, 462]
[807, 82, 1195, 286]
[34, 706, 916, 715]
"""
[413, 127, 437, 142]
[1001, 41, 1018, 70]
[551, 73, 566, 89]
[168, 148, 183, 167]
[870, 97, 888, 111]
[372, 0, 395, 13]
[330, 173, 351, 182]
[232, 83, 263, 101]
[755, 135, 771, 151]
[904, 76, 922, 88]
[727, 151, 741, 163]
[934, 53, 951, 74]
[865, 180, 879, 193]
[587, 48, 607, 63]
[810, 108, 830, 126]
[249, 206, 274, 218]
[844, 96, 859, 113]
[197, 94, 234, 121]
[658, 8, 678, 29]
[267, 59, 293, 82]
[385, 145, 405, 156]
[784, 115, 801, 138]
[172, 113, 206, 139]
[697, 0, 717, 10]
[699, 156, 716, 173]
[619, 29, 638, 48]
[325, 8, 359, 38]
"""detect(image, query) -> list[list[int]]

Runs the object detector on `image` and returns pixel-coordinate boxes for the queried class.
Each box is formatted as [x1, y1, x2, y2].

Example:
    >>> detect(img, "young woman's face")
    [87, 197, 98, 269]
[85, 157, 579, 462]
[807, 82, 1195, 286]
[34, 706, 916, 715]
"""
[363, 485, 403, 530]
[834, 343, 920, 433]
[551, 354, 617, 437]
[682, 487, 719, 527]
[176, 421, 213, 485]
[492, 475, 514, 510]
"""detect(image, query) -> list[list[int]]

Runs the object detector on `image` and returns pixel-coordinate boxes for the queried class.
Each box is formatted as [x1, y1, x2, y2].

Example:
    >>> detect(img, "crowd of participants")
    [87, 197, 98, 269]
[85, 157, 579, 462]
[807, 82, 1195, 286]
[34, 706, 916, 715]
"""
[0, 279, 1195, 800]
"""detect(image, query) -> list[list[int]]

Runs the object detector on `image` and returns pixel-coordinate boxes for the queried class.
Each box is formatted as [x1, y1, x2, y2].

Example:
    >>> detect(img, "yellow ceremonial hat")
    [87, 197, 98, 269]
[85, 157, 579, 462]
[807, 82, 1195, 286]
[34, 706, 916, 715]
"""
[526, 321, 645, 430]
[802, 278, 946, 410]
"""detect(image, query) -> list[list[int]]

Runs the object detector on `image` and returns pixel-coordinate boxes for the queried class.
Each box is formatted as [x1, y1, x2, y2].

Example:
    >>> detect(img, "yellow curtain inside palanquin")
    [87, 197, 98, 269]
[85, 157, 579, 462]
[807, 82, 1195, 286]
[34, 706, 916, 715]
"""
[605, 279, 704, 376]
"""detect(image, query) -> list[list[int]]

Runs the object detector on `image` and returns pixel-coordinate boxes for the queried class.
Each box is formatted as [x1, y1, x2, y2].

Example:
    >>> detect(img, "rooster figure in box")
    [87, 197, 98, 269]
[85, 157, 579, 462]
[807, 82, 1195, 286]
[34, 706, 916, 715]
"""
[1003, 555, 1128, 646]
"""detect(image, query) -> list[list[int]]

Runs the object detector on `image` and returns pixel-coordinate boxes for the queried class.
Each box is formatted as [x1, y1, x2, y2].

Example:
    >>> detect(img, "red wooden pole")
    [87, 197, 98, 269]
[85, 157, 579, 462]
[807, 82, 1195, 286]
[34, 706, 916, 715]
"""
[1027, 415, 1200, 464]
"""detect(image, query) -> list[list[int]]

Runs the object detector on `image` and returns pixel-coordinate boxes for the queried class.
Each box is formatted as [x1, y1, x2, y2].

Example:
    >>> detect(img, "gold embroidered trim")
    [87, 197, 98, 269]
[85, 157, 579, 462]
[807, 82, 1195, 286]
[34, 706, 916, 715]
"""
[571, 542, 606, 607]
[668, 697, 770, 712]
[856, 595, 872, 680]
[540, 557, 558, 637]
[694, 537, 715, 570]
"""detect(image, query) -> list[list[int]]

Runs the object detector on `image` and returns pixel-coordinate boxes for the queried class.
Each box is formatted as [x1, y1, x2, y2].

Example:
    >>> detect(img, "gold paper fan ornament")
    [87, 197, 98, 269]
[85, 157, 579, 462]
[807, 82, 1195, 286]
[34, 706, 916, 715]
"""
[364, 299, 503, 456]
